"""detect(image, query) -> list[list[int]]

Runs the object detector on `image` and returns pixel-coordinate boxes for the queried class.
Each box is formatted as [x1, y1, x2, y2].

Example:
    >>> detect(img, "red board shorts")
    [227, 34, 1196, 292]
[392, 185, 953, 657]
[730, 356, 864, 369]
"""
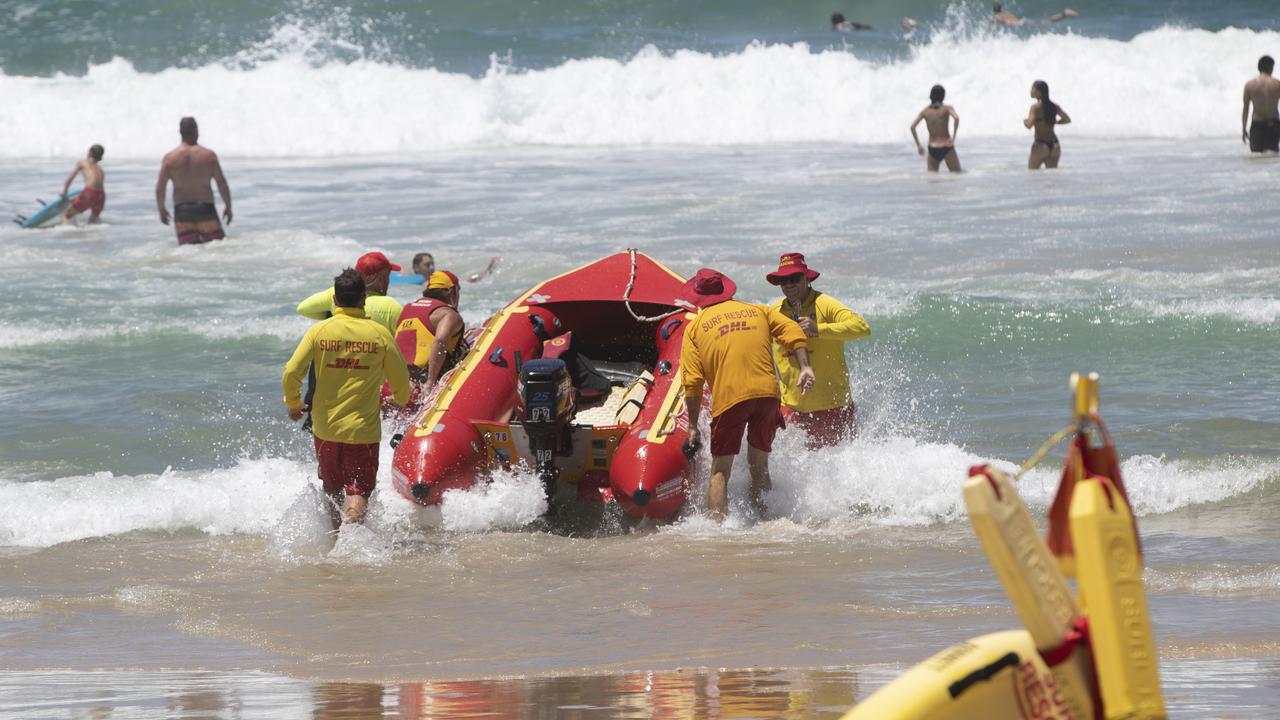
[781, 403, 857, 448]
[710, 396, 782, 456]
[313, 437, 380, 498]
[71, 187, 106, 214]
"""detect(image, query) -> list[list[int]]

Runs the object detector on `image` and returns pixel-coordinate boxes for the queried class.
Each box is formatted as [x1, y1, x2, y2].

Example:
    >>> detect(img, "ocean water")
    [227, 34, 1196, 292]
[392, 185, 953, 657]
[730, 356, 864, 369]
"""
[2, 1, 1279, 717]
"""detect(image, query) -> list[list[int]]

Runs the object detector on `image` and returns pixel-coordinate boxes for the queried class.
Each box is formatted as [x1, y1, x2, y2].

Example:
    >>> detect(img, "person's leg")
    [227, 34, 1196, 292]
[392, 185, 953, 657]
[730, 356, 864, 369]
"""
[744, 398, 780, 515]
[1029, 143, 1048, 169]
[944, 148, 962, 172]
[927, 153, 940, 172]
[314, 437, 343, 530]
[708, 454, 735, 523]
[1046, 143, 1062, 169]
[337, 442, 379, 525]
[88, 193, 105, 224]
[746, 447, 771, 517]
[342, 495, 369, 524]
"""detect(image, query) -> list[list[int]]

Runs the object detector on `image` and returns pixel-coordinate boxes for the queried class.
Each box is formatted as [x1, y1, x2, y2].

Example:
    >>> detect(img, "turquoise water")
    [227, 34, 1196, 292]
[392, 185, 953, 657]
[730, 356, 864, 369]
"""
[1, 1, 1278, 715]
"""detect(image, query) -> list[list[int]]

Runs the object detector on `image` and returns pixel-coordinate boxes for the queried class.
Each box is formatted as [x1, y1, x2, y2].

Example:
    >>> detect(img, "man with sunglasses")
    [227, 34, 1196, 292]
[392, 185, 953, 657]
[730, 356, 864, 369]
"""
[767, 253, 870, 447]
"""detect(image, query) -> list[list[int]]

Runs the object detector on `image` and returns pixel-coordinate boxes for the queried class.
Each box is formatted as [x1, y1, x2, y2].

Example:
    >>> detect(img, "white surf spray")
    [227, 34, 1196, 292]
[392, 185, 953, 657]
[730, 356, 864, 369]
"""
[3, 25, 1278, 158]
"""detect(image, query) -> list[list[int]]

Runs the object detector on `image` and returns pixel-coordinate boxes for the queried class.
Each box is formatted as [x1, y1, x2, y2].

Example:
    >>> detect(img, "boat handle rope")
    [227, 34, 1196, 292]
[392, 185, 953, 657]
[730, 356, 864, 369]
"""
[623, 248, 683, 322]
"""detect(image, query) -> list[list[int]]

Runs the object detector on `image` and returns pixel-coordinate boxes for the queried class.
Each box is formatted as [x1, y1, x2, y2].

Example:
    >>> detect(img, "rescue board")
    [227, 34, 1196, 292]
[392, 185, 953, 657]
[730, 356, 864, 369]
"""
[389, 272, 426, 285]
[14, 190, 80, 229]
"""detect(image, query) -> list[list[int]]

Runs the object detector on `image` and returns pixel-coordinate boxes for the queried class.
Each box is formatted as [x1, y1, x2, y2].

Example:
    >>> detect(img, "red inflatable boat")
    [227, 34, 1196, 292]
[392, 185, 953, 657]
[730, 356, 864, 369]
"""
[390, 251, 696, 520]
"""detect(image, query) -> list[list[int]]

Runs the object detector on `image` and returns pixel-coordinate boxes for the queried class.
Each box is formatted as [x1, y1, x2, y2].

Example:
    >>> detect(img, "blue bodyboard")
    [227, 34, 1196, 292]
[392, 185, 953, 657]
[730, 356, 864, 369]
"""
[16, 190, 81, 229]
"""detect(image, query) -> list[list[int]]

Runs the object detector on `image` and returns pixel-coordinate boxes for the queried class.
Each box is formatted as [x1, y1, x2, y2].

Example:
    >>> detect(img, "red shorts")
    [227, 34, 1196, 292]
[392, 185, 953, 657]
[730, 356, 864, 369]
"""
[313, 437, 380, 497]
[781, 403, 857, 448]
[71, 187, 105, 214]
[710, 396, 781, 456]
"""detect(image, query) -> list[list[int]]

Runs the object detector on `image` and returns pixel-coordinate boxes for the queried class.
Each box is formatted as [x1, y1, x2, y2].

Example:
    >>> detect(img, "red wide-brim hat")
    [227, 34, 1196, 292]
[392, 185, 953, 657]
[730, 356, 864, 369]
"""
[766, 252, 821, 285]
[677, 268, 737, 309]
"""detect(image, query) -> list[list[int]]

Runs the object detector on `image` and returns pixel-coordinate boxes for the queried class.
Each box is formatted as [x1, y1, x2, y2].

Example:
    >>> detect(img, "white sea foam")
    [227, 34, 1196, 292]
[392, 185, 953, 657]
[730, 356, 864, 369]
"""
[0, 441, 1273, 548]
[3, 25, 1277, 158]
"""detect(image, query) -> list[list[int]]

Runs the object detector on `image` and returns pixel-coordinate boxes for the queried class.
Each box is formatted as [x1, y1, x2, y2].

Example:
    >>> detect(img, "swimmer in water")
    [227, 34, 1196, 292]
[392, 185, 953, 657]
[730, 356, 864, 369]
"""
[910, 85, 961, 172]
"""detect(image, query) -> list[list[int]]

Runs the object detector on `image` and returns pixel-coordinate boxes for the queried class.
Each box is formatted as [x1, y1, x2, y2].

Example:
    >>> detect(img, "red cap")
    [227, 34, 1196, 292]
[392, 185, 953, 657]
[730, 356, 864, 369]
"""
[355, 251, 401, 275]
[766, 252, 820, 285]
[677, 268, 737, 309]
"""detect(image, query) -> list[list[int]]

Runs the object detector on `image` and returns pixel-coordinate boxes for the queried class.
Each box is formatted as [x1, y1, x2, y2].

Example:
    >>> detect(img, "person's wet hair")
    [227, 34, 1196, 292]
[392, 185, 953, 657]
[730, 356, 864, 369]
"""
[930, 85, 945, 104]
[1260, 56, 1275, 74]
[89, 144, 104, 161]
[333, 268, 367, 308]
[993, 3, 1003, 12]
[1033, 80, 1058, 126]
[831, 12, 845, 26]
[179, 116, 198, 143]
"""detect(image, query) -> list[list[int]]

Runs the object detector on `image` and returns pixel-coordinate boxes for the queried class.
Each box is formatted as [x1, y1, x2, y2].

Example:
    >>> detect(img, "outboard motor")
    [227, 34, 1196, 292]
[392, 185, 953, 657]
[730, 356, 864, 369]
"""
[516, 358, 575, 501]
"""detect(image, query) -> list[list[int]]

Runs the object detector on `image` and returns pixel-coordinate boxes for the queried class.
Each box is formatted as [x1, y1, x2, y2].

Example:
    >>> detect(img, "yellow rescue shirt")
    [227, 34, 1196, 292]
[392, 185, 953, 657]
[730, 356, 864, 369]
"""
[296, 288, 403, 335]
[282, 307, 411, 444]
[771, 290, 870, 413]
[681, 300, 808, 417]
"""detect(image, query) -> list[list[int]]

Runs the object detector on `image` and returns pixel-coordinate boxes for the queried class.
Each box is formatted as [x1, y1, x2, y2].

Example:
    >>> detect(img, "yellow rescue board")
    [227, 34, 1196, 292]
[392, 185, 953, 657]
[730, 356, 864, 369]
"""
[841, 629, 1087, 720]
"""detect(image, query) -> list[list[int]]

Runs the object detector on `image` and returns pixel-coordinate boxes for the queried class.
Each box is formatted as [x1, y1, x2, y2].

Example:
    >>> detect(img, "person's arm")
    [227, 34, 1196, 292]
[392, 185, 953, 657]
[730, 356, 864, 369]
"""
[1243, 87, 1253, 144]
[211, 154, 232, 224]
[296, 288, 335, 321]
[382, 329, 412, 406]
[467, 257, 500, 283]
[910, 111, 925, 155]
[949, 106, 960, 143]
[792, 347, 816, 393]
[1024, 104, 1038, 129]
[1055, 106, 1072, 125]
[155, 160, 171, 225]
[764, 305, 814, 391]
[282, 326, 318, 419]
[814, 296, 871, 340]
[61, 162, 82, 198]
[764, 305, 809, 352]
[424, 309, 464, 390]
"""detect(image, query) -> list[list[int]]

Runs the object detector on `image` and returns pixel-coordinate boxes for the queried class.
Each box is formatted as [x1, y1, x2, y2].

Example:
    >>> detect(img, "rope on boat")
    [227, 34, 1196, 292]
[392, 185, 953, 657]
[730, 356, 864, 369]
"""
[623, 248, 683, 322]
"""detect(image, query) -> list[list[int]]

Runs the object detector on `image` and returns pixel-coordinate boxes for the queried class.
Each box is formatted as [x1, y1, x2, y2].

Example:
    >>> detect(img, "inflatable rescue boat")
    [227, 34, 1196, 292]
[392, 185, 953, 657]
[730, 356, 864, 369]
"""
[390, 251, 697, 520]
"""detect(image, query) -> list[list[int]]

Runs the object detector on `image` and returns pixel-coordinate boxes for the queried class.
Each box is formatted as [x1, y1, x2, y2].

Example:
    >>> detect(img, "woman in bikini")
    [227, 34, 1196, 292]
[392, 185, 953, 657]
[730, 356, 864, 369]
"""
[910, 84, 961, 172]
[1024, 80, 1071, 169]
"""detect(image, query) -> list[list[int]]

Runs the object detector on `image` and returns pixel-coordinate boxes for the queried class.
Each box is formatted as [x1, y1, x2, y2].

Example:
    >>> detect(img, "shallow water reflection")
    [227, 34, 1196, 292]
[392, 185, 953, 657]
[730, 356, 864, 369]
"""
[3, 659, 1275, 719]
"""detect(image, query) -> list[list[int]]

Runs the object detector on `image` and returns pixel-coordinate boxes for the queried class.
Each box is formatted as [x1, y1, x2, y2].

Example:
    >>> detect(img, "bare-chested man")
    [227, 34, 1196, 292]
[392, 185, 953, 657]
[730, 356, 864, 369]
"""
[156, 117, 232, 245]
[1243, 55, 1280, 153]
[910, 85, 961, 172]
[60, 144, 106, 225]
